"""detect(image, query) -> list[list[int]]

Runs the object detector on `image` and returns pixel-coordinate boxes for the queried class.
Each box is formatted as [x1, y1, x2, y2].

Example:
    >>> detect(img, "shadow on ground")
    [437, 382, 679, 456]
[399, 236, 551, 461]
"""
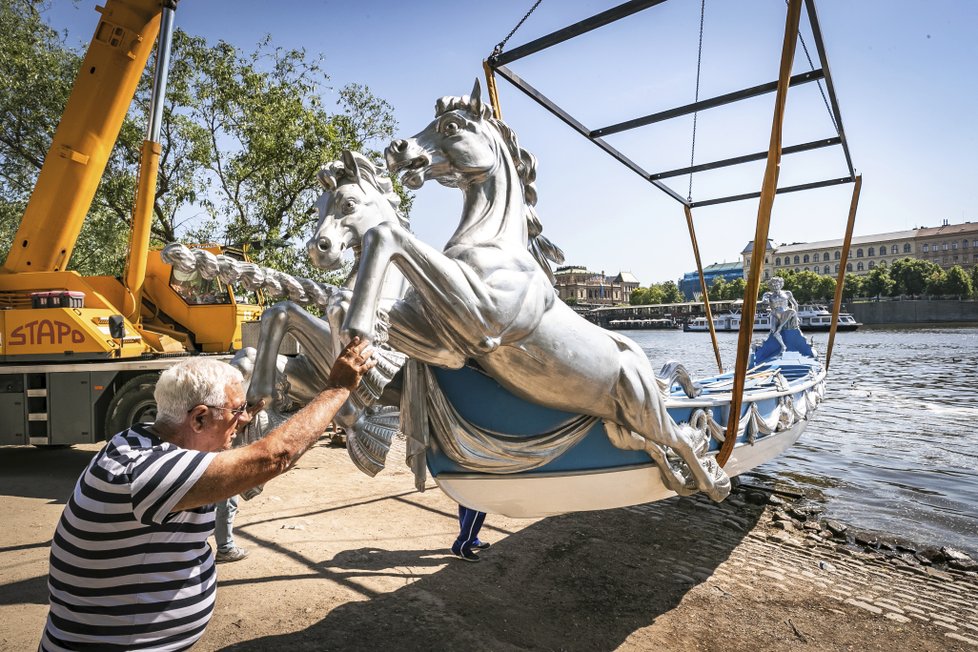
[0, 446, 95, 502]
[218, 496, 761, 651]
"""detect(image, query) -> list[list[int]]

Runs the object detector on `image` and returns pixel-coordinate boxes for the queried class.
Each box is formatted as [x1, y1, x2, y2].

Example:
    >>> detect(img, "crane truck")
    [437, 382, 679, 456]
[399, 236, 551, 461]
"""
[0, 0, 263, 445]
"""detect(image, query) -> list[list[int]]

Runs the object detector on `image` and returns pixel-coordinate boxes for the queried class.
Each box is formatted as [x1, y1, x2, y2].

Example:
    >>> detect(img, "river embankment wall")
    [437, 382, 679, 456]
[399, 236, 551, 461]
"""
[849, 299, 978, 325]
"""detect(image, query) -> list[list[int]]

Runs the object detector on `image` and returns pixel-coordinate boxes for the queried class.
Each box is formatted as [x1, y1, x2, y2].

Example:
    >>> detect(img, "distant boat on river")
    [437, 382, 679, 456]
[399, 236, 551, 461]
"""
[684, 306, 860, 333]
[608, 318, 679, 330]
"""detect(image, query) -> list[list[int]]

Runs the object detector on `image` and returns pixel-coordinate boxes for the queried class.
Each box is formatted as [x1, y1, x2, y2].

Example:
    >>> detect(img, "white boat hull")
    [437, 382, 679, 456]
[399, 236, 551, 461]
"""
[435, 418, 810, 518]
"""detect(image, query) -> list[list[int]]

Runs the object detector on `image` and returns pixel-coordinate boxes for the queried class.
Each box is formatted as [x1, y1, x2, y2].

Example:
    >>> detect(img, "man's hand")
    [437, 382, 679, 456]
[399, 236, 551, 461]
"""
[327, 337, 376, 391]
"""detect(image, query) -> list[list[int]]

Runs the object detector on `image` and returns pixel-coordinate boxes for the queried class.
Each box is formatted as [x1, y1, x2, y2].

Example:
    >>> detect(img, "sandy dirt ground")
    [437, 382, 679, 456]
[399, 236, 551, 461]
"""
[2, 439, 976, 651]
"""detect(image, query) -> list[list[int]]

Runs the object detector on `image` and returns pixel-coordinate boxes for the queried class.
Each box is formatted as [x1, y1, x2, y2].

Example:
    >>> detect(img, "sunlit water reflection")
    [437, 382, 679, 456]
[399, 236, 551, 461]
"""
[627, 325, 978, 556]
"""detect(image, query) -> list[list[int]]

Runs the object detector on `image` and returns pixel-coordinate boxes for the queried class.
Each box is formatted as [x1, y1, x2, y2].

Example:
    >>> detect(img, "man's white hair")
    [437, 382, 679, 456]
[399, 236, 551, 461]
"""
[154, 358, 244, 426]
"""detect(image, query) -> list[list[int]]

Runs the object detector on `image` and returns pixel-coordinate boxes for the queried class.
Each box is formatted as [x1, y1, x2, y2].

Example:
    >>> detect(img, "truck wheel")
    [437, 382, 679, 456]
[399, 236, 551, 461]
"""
[106, 373, 160, 438]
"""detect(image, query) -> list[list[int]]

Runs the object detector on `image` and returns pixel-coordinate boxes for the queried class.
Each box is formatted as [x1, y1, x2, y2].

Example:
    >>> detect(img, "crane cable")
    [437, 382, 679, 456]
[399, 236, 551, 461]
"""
[682, 0, 722, 374]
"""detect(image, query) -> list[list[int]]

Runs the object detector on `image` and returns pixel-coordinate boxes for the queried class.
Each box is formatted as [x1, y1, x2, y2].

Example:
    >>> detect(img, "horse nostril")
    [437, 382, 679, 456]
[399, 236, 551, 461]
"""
[392, 139, 408, 153]
[317, 237, 332, 252]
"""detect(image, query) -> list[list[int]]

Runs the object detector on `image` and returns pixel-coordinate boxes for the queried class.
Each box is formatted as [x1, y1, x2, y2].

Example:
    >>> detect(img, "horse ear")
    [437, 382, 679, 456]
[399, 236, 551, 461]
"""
[341, 150, 362, 185]
[317, 168, 335, 191]
[470, 78, 483, 119]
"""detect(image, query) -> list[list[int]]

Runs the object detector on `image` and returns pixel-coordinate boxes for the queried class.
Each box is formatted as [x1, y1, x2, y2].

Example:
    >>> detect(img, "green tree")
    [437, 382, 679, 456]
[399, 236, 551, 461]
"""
[785, 270, 824, 303]
[970, 265, 978, 299]
[1, 4, 398, 280]
[944, 265, 972, 299]
[841, 273, 863, 301]
[889, 257, 939, 298]
[645, 284, 666, 305]
[170, 32, 397, 277]
[659, 280, 684, 304]
[725, 277, 747, 300]
[925, 268, 948, 296]
[815, 274, 837, 302]
[863, 265, 895, 299]
[709, 277, 728, 301]
[629, 287, 650, 306]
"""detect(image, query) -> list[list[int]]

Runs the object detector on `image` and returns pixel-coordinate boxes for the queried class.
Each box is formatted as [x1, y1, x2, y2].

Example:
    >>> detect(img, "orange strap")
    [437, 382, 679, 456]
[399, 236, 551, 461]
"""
[718, 0, 803, 468]
[483, 60, 503, 120]
[825, 174, 862, 370]
[684, 205, 723, 373]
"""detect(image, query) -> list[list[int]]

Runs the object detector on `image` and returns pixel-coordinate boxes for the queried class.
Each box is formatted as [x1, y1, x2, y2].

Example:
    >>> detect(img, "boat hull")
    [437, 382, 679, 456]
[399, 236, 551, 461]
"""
[425, 331, 824, 518]
[436, 418, 808, 517]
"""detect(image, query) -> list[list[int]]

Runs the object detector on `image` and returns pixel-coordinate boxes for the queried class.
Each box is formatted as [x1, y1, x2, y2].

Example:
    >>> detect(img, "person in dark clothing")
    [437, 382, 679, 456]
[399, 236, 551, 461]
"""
[452, 505, 490, 562]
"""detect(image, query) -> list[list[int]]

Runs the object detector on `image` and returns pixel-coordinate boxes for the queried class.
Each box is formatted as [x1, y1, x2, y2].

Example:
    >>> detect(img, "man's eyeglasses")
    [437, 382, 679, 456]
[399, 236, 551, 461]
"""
[189, 403, 252, 418]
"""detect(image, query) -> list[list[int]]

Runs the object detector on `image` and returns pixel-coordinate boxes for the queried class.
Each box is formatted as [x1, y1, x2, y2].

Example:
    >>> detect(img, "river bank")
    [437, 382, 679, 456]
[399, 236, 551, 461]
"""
[2, 440, 976, 651]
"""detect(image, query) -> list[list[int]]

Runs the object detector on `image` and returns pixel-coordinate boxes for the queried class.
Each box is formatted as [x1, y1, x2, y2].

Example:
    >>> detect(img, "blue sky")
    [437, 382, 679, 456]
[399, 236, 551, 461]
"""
[45, 1, 978, 285]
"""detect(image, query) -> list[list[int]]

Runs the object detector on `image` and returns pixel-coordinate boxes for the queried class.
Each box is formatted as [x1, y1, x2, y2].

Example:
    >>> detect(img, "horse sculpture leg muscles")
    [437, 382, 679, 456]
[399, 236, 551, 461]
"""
[247, 301, 335, 408]
[345, 222, 490, 354]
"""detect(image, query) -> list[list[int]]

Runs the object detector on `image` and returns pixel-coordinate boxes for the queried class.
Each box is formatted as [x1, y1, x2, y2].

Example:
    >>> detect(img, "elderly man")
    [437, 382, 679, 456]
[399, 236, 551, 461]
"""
[39, 337, 375, 652]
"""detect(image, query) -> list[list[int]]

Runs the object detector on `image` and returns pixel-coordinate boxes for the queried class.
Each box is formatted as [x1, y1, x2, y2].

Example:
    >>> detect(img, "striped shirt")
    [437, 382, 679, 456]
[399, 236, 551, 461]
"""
[40, 424, 217, 652]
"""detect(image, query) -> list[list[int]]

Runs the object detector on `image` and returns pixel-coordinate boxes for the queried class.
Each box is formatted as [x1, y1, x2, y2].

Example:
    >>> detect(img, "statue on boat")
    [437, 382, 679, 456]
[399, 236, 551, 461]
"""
[763, 276, 800, 353]
[226, 80, 826, 517]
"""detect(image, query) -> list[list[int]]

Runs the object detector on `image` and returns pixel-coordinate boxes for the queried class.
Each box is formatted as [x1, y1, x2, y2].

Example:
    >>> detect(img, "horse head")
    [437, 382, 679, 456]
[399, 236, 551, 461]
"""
[384, 80, 564, 279]
[386, 78, 517, 191]
[307, 150, 406, 272]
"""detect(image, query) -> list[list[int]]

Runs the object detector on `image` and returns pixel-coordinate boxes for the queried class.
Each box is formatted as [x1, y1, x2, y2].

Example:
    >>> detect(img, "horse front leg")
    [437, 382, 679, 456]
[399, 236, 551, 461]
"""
[344, 223, 485, 349]
[615, 347, 731, 502]
[247, 301, 334, 408]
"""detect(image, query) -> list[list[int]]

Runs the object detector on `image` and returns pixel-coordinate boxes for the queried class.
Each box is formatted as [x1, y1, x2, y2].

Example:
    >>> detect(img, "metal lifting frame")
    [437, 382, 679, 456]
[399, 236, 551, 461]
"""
[485, 0, 861, 467]
[485, 0, 856, 209]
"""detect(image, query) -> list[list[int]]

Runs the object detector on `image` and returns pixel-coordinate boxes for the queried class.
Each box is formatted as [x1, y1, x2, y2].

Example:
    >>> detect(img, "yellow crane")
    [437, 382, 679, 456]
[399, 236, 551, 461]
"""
[0, 0, 262, 445]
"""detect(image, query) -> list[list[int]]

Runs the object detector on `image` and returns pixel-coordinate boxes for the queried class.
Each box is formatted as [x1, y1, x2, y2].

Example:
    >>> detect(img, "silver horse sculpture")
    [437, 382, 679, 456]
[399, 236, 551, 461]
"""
[337, 80, 730, 502]
[241, 152, 407, 473]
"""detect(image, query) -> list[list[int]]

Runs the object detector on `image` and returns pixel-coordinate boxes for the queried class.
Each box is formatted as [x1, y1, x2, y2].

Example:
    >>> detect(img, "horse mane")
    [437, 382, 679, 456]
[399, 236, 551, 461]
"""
[435, 94, 565, 279]
[317, 152, 409, 229]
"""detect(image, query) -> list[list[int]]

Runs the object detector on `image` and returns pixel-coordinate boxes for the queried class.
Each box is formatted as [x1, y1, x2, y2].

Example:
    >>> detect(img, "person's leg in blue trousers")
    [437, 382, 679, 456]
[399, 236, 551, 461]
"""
[452, 505, 487, 561]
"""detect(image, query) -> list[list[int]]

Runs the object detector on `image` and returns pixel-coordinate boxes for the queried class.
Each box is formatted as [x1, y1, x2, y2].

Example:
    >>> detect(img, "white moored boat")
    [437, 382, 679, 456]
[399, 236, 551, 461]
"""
[797, 304, 861, 331]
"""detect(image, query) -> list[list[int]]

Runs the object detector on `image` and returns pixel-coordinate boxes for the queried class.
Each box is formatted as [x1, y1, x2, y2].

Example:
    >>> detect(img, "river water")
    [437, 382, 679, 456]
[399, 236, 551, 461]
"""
[626, 325, 978, 557]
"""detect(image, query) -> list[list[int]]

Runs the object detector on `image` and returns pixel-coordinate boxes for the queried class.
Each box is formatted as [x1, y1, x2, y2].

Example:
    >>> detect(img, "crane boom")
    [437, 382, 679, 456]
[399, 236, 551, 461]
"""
[1, 0, 165, 274]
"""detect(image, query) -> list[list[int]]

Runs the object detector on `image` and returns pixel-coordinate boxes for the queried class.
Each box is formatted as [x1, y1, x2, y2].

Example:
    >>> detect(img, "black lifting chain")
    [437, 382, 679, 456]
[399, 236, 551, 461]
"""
[493, 0, 544, 57]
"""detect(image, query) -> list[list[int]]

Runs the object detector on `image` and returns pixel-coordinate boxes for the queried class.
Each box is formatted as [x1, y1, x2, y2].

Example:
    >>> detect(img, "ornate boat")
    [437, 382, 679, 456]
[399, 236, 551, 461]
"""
[224, 0, 859, 518]
[422, 329, 823, 517]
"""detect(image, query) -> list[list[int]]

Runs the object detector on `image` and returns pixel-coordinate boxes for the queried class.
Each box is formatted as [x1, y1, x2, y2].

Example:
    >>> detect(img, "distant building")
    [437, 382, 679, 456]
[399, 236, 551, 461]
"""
[678, 261, 745, 300]
[554, 265, 639, 306]
[741, 239, 775, 283]
[915, 220, 978, 269]
[768, 230, 915, 277]
[757, 220, 978, 277]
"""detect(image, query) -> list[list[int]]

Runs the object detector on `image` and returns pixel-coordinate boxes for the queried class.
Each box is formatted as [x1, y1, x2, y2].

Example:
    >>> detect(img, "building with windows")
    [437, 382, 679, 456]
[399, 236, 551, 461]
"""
[915, 220, 978, 269]
[554, 266, 640, 306]
[773, 220, 978, 276]
[760, 221, 978, 277]
[769, 230, 916, 276]
[678, 261, 745, 300]
[740, 239, 775, 285]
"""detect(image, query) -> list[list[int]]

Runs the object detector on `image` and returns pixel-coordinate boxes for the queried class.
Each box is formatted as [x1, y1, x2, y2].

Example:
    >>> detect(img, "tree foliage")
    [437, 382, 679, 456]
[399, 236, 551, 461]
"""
[943, 265, 972, 298]
[0, 3, 400, 280]
[889, 258, 939, 298]
[862, 263, 895, 299]
[630, 280, 682, 305]
[842, 273, 863, 301]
